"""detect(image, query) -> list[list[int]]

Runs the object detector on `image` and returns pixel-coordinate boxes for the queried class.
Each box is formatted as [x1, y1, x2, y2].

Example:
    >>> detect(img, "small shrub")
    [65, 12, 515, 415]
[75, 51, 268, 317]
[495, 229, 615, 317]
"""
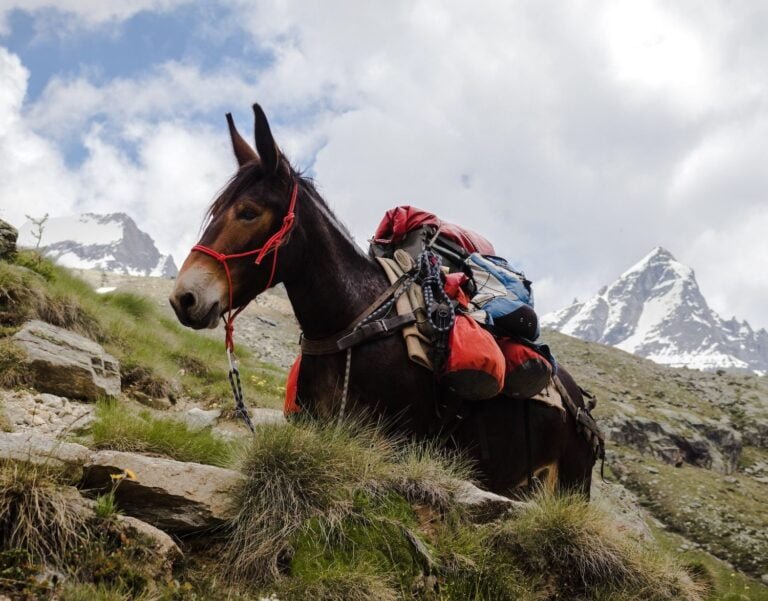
[94, 491, 120, 520]
[89, 400, 234, 467]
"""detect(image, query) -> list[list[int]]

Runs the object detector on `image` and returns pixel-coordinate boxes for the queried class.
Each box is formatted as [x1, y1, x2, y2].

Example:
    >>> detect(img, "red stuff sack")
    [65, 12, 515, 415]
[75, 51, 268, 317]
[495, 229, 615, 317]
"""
[284, 355, 302, 416]
[497, 339, 552, 399]
[443, 315, 505, 400]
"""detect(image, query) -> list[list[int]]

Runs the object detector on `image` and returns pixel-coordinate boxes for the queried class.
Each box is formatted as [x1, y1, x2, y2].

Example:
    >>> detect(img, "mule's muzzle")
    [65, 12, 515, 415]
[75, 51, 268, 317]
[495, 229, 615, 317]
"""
[169, 291, 221, 330]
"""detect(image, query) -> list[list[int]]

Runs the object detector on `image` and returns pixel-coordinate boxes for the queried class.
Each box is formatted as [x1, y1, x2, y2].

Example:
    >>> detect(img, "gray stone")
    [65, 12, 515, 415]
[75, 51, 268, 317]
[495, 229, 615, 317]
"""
[452, 480, 524, 522]
[179, 407, 221, 431]
[0, 219, 17, 259]
[81, 450, 244, 533]
[116, 515, 182, 566]
[12, 320, 121, 401]
[0, 431, 91, 475]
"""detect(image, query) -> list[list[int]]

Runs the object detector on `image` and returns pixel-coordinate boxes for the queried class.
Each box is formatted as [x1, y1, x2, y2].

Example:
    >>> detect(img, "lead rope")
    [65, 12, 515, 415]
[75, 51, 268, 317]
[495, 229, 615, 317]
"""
[227, 348, 255, 433]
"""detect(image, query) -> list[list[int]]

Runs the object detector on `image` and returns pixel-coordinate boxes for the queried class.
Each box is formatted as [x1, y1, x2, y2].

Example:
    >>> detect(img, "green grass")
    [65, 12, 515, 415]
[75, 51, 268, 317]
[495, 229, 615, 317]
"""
[651, 525, 768, 601]
[0, 251, 285, 408]
[88, 400, 236, 467]
[220, 419, 709, 601]
[616, 451, 768, 577]
[225, 419, 468, 587]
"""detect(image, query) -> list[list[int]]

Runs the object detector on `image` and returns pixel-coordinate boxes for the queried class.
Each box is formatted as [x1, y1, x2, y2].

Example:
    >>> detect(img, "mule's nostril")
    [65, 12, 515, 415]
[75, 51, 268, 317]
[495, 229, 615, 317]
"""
[179, 292, 196, 310]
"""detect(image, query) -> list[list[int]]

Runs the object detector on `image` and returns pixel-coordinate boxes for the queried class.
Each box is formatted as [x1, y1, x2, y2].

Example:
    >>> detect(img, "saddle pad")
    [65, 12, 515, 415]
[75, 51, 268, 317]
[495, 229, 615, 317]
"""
[528, 378, 565, 412]
[376, 257, 433, 370]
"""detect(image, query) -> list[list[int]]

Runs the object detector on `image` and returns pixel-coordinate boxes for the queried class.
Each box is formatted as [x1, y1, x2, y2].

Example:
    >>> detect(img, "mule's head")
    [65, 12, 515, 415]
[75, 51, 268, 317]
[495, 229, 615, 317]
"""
[170, 104, 294, 329]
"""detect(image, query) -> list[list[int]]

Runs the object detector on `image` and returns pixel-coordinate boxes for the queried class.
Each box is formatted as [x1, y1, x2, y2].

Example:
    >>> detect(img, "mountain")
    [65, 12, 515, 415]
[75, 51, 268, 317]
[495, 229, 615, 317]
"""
[542, 247, 768, 373]
[17, 213, 178, 278]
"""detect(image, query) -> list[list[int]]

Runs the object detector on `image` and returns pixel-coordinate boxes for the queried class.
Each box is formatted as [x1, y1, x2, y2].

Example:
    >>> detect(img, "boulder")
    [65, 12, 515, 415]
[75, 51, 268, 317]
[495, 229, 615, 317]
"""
[0, 431, 91, 477]
[12, 320, 120, 401]
[607, 410, 741, 473]
[81, 450, 244, 534]
[0, 219, 17, 259]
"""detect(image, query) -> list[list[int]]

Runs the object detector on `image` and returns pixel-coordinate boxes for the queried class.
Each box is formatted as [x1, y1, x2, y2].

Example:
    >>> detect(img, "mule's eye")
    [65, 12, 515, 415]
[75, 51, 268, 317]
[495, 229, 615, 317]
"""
[237, 206, 262, 221]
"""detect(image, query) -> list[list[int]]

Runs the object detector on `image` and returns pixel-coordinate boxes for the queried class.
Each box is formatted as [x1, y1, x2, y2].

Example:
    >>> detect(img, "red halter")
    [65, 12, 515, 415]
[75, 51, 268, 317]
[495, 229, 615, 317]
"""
[191, 180, 298, 351]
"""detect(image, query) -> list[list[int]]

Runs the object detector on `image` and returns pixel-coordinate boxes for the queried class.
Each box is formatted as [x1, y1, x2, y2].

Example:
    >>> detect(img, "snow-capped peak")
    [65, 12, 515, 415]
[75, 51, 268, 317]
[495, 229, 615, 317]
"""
[542, 247, 768, 373]
[17, 213, 178, 278]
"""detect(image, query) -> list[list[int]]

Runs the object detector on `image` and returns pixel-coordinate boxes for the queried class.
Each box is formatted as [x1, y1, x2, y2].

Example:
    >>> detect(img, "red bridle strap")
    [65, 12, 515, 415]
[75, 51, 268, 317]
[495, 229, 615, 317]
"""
[191, 180, 298, 352]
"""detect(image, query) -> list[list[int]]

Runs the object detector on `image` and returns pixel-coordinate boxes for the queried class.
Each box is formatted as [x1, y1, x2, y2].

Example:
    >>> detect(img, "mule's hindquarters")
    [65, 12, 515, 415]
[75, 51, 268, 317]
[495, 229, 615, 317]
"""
[452, 367, 596, 497]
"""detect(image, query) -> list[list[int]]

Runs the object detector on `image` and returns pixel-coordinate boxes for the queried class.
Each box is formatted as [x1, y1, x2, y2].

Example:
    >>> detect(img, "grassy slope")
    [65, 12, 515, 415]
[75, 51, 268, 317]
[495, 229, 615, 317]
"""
[0, 252, 285, 409]
[543, 328, 768, 586]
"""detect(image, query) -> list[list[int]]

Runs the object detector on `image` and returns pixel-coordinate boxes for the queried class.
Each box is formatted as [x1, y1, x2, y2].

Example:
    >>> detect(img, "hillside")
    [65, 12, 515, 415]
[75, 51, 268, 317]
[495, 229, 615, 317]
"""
[0, 243, 767, 598]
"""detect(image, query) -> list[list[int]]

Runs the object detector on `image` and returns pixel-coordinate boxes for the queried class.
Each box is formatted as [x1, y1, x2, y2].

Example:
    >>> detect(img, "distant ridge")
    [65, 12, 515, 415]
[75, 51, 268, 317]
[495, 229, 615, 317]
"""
[542, 247, 768, 374]
[18, 213, 177, 278]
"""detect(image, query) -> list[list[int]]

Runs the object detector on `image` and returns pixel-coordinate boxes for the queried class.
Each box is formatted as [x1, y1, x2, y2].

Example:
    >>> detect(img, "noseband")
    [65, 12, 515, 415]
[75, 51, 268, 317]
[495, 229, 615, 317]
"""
[191, 179, 299, 352]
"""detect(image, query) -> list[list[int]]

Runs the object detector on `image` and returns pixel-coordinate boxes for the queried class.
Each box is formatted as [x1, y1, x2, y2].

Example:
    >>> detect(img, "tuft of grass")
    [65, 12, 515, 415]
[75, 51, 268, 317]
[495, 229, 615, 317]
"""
[487, 492, 704, 601]
[0, 337, 29, 389]
[225, 419, 467, 585]
[0, 460, 91, 566]
[0, 257, 102, 339]
[89, 400, 235, 467]
[94, 491, 120, 520]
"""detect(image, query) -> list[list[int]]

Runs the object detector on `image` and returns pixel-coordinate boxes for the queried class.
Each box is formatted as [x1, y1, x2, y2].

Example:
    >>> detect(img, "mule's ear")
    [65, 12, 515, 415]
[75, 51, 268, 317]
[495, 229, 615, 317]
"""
[226, 113, 258, 167]
[253, 103, 282, 176]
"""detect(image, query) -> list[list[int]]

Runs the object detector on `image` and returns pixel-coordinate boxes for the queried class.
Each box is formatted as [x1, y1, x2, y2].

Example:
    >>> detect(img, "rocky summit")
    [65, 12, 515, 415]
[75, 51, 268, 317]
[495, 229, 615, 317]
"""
[17, 212, 178, 278]
[543, 247, 768, 374]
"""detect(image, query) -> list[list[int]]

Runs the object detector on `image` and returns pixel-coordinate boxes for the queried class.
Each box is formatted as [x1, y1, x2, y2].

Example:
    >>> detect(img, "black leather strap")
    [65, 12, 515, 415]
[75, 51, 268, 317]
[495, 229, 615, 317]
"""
[301, 311, 416, 355]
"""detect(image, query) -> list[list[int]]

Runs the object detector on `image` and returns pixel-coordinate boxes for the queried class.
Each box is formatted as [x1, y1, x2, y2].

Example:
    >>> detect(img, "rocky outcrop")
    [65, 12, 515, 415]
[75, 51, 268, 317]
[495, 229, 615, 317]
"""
[607, 410, 741, 473]
[81, 450, 244, 533]
[0, 219, 17, 259]
[12, 320, 120, 401]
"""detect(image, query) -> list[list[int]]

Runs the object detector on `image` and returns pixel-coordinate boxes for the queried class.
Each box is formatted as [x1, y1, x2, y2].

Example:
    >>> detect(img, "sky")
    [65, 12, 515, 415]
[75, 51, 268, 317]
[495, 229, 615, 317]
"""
[0, 0, 767, 329]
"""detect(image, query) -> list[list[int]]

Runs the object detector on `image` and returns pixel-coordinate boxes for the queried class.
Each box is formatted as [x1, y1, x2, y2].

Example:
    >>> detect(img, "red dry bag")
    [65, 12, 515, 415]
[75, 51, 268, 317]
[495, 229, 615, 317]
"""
[284, 355, 302, 416]
[443, 315, 505, 400]
[497, 339, 552, 399]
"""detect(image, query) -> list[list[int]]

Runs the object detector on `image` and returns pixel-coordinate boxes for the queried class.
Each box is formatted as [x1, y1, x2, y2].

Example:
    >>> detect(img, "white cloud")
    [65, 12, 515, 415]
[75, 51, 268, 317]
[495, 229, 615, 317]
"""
[0, 0, 191, 34]
[2, 0, 768, 331]
[0, 48, 78, 225]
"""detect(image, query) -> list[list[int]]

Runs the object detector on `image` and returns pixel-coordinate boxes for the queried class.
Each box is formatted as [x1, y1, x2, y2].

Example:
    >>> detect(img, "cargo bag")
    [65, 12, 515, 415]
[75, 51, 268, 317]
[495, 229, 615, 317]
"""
[497, 338, 552, 399]
[443, 314, 505, 400]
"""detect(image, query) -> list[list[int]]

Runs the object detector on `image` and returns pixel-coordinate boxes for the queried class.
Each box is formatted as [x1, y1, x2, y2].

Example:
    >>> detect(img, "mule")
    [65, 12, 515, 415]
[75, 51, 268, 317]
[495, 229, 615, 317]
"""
[170, 104, 598, 496]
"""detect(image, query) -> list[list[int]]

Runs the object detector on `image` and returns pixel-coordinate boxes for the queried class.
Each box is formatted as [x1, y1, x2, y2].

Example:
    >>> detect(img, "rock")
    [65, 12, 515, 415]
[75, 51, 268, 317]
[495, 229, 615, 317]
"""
[81, 450, 244, 533]
[251, 407, 286, 425]
[606, 410, 741, 473]
[0, 431, 90, 476]
[12, 320, 121, 401]
[132, 390, 173, 410]
[452, 480, 524, 522]
[761, 574, 768, 585]
[1, 390, 94, 436]
[179, 407, 221, 431]
[116, 515, 182, 566]
[0, 219, 17, 259]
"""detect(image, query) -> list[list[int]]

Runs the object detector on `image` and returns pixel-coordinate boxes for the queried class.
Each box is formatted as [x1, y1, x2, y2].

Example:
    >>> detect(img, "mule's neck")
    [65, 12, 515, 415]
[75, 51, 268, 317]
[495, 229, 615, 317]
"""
[280, 184, 386, 339]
